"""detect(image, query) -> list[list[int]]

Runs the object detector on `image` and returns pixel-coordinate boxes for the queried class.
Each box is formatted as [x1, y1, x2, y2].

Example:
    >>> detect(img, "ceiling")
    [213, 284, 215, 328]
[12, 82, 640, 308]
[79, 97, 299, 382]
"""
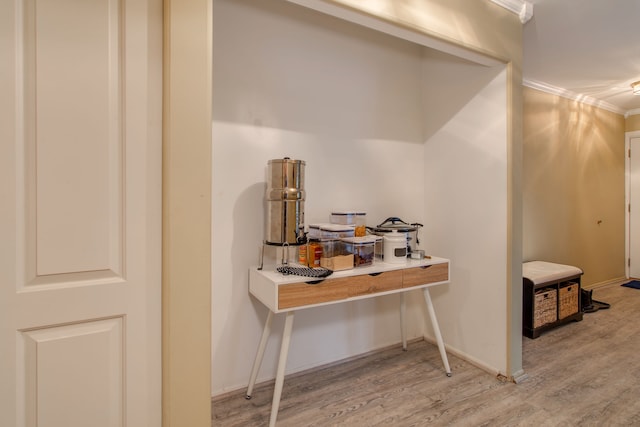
[522, 0, 640, 115]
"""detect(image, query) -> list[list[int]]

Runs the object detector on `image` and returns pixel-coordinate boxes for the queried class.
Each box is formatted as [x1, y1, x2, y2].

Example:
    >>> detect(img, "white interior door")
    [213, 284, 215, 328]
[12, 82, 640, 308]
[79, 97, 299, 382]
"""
[0, 0, 162, 426]
[629, 137, 640, 278]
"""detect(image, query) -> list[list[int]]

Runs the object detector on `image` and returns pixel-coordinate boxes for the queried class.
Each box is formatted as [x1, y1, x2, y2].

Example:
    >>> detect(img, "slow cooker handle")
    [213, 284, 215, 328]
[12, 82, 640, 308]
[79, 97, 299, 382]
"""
[410, 222, 423, 244]
[377, 216, 409, 227]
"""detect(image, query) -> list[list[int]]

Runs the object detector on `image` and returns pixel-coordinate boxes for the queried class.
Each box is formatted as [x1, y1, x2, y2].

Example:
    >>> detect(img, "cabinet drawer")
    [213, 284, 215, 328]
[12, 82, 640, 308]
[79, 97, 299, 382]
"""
[402, 263, 449, 288]
[277, 270, 404, 309]
[278, 277, 351, 309]
[347, 270, 402, 297]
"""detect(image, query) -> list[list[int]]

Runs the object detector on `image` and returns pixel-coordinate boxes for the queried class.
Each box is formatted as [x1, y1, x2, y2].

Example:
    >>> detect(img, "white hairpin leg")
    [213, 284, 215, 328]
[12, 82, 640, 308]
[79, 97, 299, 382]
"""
[423, 288, 451, 376]
[246, 310, 274, 399]
[269, 311, 295, 427]
[400, 293, 407, 351]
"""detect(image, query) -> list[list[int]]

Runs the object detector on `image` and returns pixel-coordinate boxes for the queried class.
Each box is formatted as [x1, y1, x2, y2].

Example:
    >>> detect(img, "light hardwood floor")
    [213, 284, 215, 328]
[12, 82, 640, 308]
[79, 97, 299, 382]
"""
[212, 282, 640, 426]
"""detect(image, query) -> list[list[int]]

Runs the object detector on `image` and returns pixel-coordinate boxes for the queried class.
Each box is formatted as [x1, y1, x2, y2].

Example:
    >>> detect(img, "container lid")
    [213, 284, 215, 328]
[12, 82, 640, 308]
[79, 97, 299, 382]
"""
[309, 222, 338, 230]
[331, 211, 366, 216]
[319, 224, 356, 232]
[340, 236, 381, 245]
[370, 217, 420, 233]
[268, 157, 305, 165]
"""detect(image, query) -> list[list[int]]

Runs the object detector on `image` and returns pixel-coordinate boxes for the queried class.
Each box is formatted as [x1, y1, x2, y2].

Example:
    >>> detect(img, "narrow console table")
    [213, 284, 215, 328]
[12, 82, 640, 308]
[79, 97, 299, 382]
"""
[247, 257, 451, 426]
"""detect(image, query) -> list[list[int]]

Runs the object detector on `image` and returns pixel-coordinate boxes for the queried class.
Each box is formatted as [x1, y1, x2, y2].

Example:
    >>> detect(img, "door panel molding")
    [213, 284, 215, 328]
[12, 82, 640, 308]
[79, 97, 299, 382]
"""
[15, 0, 125, 280]
[18, 317, 124, 427]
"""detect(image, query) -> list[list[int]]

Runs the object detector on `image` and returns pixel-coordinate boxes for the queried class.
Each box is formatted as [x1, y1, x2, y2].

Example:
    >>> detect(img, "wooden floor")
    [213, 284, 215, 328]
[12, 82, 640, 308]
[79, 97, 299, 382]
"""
[212, 282, 640, 426]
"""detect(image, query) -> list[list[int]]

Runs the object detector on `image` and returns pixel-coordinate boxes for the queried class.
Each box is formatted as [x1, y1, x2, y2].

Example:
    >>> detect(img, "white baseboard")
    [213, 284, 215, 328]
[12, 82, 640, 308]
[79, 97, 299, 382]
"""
[422, 334, 502, 378]
[584, 276, 627, 290]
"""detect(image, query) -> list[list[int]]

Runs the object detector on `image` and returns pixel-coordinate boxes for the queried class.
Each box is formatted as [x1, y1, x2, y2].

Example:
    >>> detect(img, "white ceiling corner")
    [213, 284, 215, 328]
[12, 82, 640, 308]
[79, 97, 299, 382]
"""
[490, 0, 533, 24]
[523, 0, 640, 115]
[626, 109, 640, 119]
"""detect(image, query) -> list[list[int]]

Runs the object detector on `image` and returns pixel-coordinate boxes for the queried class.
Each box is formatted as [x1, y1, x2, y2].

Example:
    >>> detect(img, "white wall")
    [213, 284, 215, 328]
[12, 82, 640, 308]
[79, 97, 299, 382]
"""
[212, 0, 509, 395]
[421, 50, 508, 373]
[212, 0, 427, 395]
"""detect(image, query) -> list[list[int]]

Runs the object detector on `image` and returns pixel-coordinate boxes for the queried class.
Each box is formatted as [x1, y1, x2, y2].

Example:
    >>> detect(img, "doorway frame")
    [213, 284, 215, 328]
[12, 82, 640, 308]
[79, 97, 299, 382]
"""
[626, 130, 640, 279]
[163, 0, 213, 425]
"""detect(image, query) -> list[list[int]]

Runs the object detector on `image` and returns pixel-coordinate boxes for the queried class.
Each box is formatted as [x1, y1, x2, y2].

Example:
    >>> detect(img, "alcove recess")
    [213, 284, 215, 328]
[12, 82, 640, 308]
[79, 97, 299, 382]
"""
[211, 0, 511, 395]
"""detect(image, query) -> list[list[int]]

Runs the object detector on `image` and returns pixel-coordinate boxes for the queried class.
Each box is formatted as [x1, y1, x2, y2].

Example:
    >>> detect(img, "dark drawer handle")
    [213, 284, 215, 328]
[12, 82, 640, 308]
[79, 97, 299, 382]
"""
[420, 265, 433, 270]
[369, 272, 382, 277]
[305, 280, 325, 285]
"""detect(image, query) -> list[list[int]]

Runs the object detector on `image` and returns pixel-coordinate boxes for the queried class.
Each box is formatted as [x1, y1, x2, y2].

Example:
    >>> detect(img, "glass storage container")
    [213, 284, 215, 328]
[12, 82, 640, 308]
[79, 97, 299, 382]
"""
[330, 211, 366, 226]
[340, 236, 380, 267]
[319, 239, 354, 271]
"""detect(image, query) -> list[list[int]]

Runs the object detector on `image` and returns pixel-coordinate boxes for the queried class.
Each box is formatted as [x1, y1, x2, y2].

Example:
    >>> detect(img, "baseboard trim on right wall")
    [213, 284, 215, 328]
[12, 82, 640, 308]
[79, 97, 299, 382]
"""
[584, 276, 628, 290]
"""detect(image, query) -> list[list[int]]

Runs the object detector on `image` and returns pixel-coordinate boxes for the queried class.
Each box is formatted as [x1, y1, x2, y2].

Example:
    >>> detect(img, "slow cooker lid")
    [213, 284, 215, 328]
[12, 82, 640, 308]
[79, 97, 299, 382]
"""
[370, 217, 421, 233]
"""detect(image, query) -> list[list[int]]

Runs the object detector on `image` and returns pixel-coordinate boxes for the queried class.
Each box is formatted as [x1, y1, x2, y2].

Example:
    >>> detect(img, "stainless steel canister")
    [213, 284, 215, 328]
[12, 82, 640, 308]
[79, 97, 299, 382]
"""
[265, 158, 306, 245]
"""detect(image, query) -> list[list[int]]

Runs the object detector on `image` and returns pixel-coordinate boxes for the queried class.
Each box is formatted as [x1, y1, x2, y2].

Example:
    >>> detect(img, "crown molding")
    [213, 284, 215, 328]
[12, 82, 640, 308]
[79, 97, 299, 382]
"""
[626, 109, 640, 118]
[523, 79, 626, 116]
[490, 0, 533, 24]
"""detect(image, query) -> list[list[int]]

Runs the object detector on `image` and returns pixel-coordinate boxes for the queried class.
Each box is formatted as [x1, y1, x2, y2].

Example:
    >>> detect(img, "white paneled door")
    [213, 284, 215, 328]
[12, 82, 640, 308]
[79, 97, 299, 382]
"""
[630, 137, 640, 278]
[0, 0, 162, 426]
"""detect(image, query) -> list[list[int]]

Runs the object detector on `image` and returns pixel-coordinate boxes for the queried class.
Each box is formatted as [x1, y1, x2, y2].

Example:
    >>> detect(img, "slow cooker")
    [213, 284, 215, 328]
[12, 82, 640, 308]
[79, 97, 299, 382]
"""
[368, 217, 423, 256]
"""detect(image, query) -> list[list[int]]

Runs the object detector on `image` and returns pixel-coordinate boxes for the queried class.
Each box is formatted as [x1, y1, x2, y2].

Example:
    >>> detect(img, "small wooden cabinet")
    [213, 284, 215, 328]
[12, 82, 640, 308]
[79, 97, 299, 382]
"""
[523, 261, 583, 339]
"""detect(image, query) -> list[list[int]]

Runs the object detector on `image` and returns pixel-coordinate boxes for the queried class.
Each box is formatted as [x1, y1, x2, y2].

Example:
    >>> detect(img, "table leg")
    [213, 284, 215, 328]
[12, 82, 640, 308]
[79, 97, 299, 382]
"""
[422, 288, 452, 376]
[246, 310, 274, 399]
[269, 311, 295, 427]
[400, 293, 407, 351]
